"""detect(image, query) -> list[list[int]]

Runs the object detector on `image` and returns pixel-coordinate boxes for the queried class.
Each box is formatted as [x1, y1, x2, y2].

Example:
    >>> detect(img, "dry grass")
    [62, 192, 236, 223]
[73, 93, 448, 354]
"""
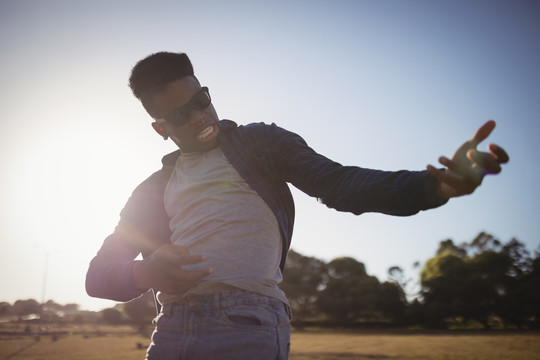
[290, 330, 540, 360]
[0, 323, 147, 360]
[1, 327, 539, 359]
[0, 335, 147, 360]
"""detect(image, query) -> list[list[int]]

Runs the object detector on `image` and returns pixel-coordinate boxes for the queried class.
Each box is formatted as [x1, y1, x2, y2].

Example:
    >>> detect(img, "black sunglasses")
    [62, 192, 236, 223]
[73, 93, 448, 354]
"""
[157, 87, 211, 127]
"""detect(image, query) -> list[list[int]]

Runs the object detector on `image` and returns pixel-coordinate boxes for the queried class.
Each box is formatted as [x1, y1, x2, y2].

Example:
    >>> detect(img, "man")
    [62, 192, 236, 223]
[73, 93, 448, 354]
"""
[86, 52, 509, 359]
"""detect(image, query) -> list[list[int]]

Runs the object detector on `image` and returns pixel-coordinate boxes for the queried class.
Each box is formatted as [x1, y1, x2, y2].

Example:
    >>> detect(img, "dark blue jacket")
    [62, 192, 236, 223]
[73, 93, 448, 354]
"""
[86, 120, 446, 302]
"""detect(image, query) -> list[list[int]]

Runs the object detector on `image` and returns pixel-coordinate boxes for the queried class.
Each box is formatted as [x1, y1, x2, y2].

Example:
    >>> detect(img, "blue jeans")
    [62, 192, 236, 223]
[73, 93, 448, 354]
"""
[146, 290, 291, 359]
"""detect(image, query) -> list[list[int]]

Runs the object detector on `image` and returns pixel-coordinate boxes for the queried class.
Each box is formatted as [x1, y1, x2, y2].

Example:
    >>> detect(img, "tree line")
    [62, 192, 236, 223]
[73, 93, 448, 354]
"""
[2, 232, 538, 329]
[282, 232, 540, 329]
[0, 300, 82, 321]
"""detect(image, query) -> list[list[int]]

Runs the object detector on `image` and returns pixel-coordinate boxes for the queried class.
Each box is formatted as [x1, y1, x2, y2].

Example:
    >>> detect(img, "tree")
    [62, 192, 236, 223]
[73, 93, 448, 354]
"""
[281, 249, 327, 323]
[123, 291, 156, 323]
[0, 302, 13, 318]
[378, 281, 407, 324]
[316, 257, 381, 325]
[502, 238, 533, 277]
[101, 307, 123, 324]
[498, 250, 540, 328]
[461, 250, 511, 327]
[420, 234, 537, 328]
[62, 303, 80, 313]
[388, 266, 407, 289]
[12, 299, 42, 319]
[436, 239, 467, 258]
[467, 232, 502, 254]
[420, 252, 468, 327]
[524, 255, 540, 327]
[42, 300, 64, 317]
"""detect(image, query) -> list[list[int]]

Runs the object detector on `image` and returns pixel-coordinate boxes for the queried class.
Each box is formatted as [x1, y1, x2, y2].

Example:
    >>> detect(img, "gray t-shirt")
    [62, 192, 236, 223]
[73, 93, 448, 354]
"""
[157, 146, 287, 305]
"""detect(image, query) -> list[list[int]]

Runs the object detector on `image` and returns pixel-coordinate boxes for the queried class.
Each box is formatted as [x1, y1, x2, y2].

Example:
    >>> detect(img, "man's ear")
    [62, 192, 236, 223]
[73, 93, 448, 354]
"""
[151, 122, 169, 140]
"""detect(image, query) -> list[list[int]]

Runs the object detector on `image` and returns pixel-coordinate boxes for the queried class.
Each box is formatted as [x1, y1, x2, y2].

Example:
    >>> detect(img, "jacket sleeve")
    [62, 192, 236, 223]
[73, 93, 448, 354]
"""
[267, 123, 447, 216]
[85, 170, 172, 302]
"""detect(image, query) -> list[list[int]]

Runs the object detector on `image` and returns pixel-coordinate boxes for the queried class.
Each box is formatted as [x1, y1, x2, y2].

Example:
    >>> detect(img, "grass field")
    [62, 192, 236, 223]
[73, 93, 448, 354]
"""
[291, 330, 540, 360]
[1, 327, 539, 359]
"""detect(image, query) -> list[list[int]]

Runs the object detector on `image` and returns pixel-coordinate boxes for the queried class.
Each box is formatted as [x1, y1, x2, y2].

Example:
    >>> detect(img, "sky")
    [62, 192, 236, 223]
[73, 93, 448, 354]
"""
[1, 0, 539, 311]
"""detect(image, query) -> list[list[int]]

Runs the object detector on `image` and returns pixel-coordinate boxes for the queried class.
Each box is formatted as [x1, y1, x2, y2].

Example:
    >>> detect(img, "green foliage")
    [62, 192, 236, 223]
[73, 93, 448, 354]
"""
[420, 233, 539, 328]
[281, 233, 538, 328]
[316, 257, 407, 325]
[121, 291, 156, 323]
[326, 257, 367, 278]
[3, 232, 536, 330]
[0, 302, 13, 317]
[436, 239, 467, 257]
[281, 249, 327, 322]
[13, 299, 42, 319]
[282, 253, 408, 326]
[378, 281, 407, 324]
[100, 308, 123, 324]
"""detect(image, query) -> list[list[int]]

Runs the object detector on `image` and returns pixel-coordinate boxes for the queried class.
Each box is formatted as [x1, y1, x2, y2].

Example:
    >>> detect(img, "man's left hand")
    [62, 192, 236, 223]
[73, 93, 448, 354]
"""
[427, 120, 509, 199]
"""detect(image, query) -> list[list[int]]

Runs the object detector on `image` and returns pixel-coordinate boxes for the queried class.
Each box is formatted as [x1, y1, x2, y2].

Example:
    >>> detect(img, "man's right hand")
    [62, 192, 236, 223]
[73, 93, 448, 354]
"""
[131, 244, 212, 294]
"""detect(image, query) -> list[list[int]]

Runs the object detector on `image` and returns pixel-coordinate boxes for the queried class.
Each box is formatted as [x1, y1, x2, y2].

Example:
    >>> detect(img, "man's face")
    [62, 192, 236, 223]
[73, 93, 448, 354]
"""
[143, 76, 220, 153]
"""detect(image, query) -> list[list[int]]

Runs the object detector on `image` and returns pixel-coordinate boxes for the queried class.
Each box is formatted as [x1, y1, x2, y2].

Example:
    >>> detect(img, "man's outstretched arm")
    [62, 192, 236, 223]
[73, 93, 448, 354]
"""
[427, 120, 509, 199]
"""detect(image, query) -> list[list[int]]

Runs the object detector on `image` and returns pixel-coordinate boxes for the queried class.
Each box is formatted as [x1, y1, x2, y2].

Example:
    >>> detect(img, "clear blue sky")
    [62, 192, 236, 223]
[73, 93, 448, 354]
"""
[1, 0, 538, 311]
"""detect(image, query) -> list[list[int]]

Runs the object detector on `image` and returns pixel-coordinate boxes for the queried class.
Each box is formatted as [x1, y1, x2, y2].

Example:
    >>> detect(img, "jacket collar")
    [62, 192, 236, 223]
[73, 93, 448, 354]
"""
[160, 119, 238, 167]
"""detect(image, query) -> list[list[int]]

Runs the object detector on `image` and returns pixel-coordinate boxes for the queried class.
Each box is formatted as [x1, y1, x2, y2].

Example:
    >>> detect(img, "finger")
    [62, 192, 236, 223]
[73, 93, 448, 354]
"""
[438, 156, 480, 181]
[169, 267, 212, 281]
[158, 245, 206, 266]
[467, 150, 502, 175]
[172, 254, 208, 267]
[489, 143, 509, 164]
[169, 268, 213, 292]
[426, 165, 444, 181]
[184, 268, 213, 280]
[162, 244, 191, 256]
[471, 120, 496, 146]
[438, 156, 465, 173]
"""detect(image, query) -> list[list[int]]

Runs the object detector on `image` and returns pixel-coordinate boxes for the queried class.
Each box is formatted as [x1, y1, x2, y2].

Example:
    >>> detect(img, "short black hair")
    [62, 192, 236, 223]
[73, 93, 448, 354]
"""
[128, 52, 195, 99]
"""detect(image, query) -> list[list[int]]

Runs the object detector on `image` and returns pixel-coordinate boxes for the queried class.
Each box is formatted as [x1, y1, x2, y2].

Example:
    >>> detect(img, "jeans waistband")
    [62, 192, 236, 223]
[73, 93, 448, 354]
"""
[161, 289, 291, 319]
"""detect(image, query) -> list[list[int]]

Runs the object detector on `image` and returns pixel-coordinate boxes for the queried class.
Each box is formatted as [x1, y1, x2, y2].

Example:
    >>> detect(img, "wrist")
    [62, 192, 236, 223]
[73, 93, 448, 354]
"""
[131, 260, 150, 290]
[436, 182, 451, 200]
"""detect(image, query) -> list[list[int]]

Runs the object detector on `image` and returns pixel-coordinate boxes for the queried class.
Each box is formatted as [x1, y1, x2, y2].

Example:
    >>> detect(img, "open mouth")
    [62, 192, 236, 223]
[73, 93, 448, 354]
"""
[197, 124, 218, 142]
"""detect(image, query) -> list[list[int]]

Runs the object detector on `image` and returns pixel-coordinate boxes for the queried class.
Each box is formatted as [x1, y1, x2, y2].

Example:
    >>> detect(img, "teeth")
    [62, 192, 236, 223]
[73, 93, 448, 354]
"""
[198, 125, 213, 139]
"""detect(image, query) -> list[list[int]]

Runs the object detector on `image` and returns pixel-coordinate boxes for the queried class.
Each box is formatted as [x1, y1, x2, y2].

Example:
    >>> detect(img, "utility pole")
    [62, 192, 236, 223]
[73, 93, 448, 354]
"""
[41, 251, 50, 305]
